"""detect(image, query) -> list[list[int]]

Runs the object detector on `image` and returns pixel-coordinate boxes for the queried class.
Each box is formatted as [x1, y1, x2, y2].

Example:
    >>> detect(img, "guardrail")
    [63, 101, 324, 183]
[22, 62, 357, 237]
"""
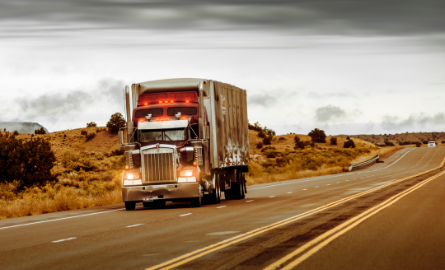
[349, 155, 380, 171]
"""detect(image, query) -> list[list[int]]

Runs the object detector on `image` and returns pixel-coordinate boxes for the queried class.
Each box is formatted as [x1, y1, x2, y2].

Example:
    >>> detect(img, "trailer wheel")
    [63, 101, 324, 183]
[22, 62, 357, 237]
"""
[210, 174, 221, 204]
[233, 171, 245, 200]
[192, 196, 202, 207]
[224, 189, 233, 200]
[125, 201, 136, 211]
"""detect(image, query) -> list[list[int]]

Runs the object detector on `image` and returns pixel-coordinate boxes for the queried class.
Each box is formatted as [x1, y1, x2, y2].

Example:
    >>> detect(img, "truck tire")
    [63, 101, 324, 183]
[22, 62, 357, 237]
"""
[125, 201, 136, 211]
[224, 189, 233, 200]
[233, 171, 245, 200]
[192, 196, 202, 207]
[210, 174, 221, 204]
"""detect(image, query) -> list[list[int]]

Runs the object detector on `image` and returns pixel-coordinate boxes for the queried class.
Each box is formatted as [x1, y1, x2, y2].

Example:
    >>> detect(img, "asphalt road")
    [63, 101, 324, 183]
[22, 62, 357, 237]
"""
[1, 146, 444, 270]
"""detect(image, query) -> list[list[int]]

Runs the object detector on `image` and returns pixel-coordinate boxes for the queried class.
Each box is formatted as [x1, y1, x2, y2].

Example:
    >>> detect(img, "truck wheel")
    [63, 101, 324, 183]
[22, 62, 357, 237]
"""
[192, 197, 202, 207]
[233, 171, 245, 200]
[210, 174, 221, 204]
[224, 189, 233, 200]
[125, 202, 136, 211]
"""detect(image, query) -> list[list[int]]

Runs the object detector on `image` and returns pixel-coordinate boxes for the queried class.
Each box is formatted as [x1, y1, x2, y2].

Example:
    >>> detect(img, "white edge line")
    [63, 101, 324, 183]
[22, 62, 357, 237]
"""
[52, 237, 77, 243]
[216, 206, 226, 209]
[0, 208, 126, 230]
[126, 224, 143, 228]
[179, 213, 192, 217]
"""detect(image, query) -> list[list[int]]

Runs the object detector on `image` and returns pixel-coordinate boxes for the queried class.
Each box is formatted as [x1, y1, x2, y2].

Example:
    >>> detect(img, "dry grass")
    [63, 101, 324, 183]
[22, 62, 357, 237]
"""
[0, 177, 123, 220]
[246, 131, 412, 186]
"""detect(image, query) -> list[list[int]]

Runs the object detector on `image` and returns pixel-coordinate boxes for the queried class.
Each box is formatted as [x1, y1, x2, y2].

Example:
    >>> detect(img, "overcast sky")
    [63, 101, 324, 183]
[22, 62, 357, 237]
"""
[1, 0, 445, 135]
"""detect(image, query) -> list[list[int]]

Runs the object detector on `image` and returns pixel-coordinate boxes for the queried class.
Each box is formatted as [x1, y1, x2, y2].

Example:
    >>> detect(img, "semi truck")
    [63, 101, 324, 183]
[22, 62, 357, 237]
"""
[118, 78, 250, 210]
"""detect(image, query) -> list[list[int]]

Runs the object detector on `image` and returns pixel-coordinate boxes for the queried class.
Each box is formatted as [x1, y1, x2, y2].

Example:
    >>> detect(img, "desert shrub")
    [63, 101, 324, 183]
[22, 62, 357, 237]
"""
[61, 150, 96, 171]
[81, 130, 87, 135]
[442, 140, 445, 144]
[13, 130, 19, 136]
[256, 142, 263, 149]
[96, 127, 107, 132]
[258, 131, 266, 138]
[346, 136, 350, 140]
[86, 122, 97, 127]
[265, 149, 277, 158]
[35, 127, 47, 134]
[330, 137, 337, 145]
[64, 134, 66, 138]
[415, 142, 421, 147]
[308, 128, 326, 143]
[343, 139, 356, 148]
[263, 135, 273, 145]
[384, 140, 395, 146]
[278, 137, 286, 141]
[106, 112, 126, 133]
[85, 132, 96, 142]
[0, 135, 56, 188]
[276, 157, 287, 167]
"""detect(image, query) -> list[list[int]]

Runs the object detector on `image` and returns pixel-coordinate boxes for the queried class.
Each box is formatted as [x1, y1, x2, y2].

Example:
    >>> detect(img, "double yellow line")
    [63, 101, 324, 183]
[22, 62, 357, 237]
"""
[146, 158, 445, 270]
[265, 167, 445, 270]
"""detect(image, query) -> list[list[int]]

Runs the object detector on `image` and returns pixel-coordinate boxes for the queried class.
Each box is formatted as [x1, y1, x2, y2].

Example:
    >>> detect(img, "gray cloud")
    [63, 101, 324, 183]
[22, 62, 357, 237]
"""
[381, 113, 445, 130]
[308, 91, 356, 99]
[248, 93, 278, 107]
[0, 0, 444, 37]
[315, 105, 347, 123]
[15, 78, 125, 122]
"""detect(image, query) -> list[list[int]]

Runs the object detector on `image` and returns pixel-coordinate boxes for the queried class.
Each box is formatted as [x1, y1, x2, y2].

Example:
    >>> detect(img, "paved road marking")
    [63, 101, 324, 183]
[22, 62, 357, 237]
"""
[179, 213, 192, 217]
[0, 208, 125, 231]
[315, 186, 319, 188]
[302, 189, 307, 190]
[266, 168, 445, 270]
[52, 237, 76, 243]
[269, 196, 275, 198]
[346, 180, 349, 182]
[287, 192, 293, 194]
[144, 158, 445, 270]
[216, 206, 226, 209]
[246, 200, 254, 203]
[326, 184, 330, 185]
[126, 224, 143, 228]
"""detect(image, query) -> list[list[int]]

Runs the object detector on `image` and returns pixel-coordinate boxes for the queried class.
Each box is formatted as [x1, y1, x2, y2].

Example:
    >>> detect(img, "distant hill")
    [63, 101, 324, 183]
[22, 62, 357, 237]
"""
[0, 122, 49, 134]
[336, 132, 445, 146]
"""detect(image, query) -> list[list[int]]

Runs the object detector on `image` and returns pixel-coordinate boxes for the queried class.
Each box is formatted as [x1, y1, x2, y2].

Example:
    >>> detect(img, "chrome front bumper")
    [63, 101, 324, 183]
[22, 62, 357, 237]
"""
[122, 182, 201, 202]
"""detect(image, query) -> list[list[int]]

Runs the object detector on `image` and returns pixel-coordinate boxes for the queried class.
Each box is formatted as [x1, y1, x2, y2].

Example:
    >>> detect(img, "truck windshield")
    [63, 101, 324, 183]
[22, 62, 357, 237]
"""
[140, 129, 187, 142]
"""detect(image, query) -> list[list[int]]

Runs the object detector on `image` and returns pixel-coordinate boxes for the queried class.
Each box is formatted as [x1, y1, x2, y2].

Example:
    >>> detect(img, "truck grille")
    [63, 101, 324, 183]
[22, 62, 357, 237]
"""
[142, 148, 176, 182]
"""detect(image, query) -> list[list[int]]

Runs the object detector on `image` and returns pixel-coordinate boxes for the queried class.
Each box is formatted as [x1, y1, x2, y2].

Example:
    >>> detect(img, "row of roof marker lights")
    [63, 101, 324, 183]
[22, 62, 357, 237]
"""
[143, 100, 190, 105]
[140, 112, 187, 122]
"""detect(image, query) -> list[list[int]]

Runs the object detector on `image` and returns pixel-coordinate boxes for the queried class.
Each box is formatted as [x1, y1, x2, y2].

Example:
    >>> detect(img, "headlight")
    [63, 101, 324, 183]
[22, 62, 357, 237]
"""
[179, 170, 193, 177]
[178, 177, 197, 183]
[125, 173, 140, 180]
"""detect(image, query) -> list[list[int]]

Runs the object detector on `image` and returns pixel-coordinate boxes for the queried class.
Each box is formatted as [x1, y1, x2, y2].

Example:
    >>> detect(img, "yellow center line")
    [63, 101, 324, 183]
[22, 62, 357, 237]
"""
[145, 158, 445, 270]
[274, 169, 445, 270]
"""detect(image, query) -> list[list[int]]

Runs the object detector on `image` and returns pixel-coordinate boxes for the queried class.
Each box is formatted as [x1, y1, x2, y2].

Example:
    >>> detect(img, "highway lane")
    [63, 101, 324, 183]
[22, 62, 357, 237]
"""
[283, 161, 445, 270]
[0, 146, 444, 269]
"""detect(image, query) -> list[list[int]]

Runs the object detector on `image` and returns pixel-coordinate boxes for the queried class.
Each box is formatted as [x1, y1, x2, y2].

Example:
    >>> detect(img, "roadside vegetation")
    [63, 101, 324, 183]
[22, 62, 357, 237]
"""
[246, 124, 413, 185]
[0, 114, 126, 220]
[0, 116, 416, 220]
